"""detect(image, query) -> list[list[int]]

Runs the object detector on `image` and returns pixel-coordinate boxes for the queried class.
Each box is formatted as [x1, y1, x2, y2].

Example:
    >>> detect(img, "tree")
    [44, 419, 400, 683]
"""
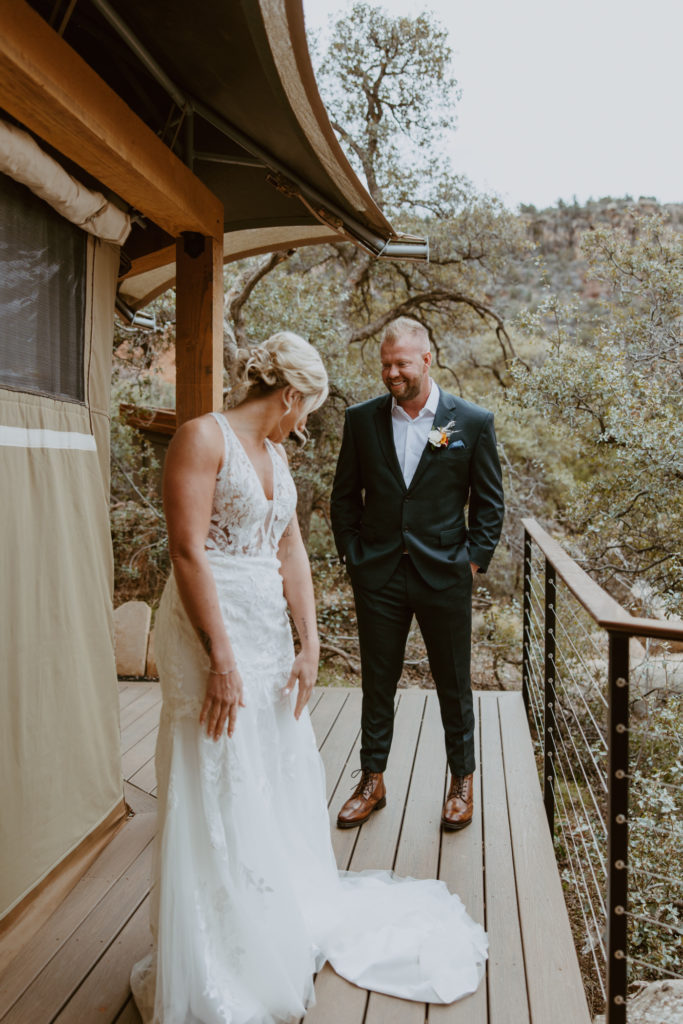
[217, 4, 530, 542]
[310, 3, 528, 365]
[317, 4, 458, 211]
[225, 3, 529, 383]
[510, 215, 683, 610]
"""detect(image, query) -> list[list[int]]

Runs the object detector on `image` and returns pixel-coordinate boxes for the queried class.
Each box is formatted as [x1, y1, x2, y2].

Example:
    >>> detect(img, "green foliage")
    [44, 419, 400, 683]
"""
[110, 298, 174, 606]
[110, 381, 168, 605]
[317, 3, 459, 210]
[628, 696, 683, 976]
[510, 217, 683, 611]
[472, 594, 522, 688]
[312, 555, 355, 637]
[307, 2, 530, 371]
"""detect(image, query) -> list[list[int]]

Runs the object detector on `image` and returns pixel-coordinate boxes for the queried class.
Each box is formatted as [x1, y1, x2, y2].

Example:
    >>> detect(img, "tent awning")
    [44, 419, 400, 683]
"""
[25, 0, 428, 309]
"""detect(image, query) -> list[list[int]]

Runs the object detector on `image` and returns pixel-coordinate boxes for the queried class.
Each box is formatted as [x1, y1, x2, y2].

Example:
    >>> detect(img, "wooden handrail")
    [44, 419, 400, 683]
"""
[522, 518, 683, 642]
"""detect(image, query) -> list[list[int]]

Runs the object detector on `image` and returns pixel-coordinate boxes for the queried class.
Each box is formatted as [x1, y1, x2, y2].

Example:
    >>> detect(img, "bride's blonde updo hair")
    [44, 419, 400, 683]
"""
[234, 331, 328, 434]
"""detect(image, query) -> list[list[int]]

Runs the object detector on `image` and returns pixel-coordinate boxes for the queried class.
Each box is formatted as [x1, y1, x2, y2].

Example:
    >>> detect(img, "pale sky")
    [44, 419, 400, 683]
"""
[302, 0, 683, 210]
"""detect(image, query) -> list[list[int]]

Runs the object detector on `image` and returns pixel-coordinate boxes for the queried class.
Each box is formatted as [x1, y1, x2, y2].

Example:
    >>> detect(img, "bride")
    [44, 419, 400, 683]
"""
[130, 332, 487, 1024]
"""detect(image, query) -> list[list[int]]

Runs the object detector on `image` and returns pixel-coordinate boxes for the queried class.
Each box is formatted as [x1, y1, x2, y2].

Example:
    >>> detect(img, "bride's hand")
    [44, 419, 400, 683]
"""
[200, 667, 246, 740]
[284, 650, 318, 720]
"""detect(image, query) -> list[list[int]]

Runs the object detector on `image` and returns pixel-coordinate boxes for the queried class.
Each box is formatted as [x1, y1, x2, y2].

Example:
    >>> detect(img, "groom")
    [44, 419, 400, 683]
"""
[330, 317, 504, 831]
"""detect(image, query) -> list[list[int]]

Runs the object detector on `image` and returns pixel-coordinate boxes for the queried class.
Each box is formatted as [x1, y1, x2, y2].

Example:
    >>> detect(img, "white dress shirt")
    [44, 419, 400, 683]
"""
[391, 378, 440, 486]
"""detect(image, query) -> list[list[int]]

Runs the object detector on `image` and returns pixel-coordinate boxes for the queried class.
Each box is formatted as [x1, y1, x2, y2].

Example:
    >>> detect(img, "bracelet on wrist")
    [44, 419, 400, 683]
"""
[208, 666, 235, 677]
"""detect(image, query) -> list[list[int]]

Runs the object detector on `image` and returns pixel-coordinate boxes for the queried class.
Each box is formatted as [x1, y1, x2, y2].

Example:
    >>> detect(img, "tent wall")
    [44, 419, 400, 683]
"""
[0, 237, 124, 925]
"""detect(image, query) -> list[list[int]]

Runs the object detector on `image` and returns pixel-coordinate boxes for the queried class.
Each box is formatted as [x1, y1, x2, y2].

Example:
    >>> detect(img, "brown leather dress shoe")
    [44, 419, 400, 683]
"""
[441, 773, 474, 831]
[336, 768, 386, 829]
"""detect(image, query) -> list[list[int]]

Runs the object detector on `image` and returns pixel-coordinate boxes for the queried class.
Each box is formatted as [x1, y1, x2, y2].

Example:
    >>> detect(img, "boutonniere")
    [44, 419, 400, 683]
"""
[427, 420, 463, 450]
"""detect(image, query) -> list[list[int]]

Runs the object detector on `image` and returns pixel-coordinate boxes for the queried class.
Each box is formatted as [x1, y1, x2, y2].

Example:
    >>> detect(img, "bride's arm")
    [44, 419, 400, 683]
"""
[163, 416, 244, 740]
[277, 509, 320, 720]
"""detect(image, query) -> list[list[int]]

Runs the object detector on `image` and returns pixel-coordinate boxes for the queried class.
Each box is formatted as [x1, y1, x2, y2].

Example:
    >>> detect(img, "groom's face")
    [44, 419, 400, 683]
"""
[380, 336, 431, 404]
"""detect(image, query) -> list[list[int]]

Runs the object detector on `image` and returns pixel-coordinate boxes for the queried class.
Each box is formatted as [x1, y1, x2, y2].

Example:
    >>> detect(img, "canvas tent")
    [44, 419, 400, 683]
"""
[0, 0, 426, 957]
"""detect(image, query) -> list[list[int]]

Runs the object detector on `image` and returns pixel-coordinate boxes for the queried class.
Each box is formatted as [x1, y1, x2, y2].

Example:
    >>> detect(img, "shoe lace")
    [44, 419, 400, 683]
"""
[451, 775, 467, 799]
[351, 767, 377, 800]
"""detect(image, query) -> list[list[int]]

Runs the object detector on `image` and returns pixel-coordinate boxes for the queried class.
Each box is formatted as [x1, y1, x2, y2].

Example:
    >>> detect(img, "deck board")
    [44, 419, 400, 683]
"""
[365, 690, 445, 1024]
[121, 726, 159, 782]
[127, 753, 157, 796]
[347, 690, 425, 873]
[316, 688, 362, 804]
[52, 897, 153, 1024]
[431, 693, 487, 1024]
[500, 696, 592, 1024]
[0, 686, 590, 1024]
[308, 686, 347, 747]
[3, 847, 153, 1023]
[112, 998, 139, 1023]
[118, 687, 162, 732]
[118, 683, 157, 712]
[0, 785, 153, 1019]
[481, 694, 530, 1024]
[309, 693, 427, 1024]
[120, 700, 163, 756]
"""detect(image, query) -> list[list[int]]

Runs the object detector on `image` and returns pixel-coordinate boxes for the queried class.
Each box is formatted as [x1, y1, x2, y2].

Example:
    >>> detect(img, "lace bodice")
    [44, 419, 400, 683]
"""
[205, 412, 297, 558]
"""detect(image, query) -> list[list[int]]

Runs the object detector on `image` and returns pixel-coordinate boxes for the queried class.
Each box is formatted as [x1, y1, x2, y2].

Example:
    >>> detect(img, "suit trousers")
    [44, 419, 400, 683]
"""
[351, 554, 475, 777]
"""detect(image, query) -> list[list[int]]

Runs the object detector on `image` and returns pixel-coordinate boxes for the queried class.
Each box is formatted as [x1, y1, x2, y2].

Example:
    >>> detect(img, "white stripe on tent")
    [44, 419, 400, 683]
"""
[0, 425, 97, 451]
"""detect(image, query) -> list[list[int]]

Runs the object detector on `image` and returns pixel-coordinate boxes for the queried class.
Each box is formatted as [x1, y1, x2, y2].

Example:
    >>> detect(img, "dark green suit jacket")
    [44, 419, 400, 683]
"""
[330, 387, 505, 592]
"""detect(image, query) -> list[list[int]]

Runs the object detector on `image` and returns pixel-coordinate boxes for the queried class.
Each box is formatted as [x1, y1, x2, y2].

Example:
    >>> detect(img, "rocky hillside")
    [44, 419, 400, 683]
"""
[496, 196, 683, 313]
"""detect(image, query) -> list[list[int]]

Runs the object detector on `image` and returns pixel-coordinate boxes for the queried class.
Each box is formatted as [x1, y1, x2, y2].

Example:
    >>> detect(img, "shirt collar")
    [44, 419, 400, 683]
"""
[391, 377, 440, 419]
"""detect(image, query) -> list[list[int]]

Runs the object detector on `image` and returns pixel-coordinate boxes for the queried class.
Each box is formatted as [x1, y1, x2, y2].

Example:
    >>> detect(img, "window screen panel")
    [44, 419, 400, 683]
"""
[0, 172, 87, 403]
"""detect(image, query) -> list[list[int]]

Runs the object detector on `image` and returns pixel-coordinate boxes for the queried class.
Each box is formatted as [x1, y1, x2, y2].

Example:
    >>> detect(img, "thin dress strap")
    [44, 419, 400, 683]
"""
[210, 411, 231, 478]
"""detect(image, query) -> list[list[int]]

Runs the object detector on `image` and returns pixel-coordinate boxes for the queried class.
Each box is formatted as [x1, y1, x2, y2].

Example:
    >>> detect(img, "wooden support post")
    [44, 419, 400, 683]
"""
[175, 233, 224, 424]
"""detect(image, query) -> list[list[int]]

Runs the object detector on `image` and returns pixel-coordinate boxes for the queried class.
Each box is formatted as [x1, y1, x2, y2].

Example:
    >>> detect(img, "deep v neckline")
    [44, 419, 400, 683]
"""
[219, 413, 276, 503]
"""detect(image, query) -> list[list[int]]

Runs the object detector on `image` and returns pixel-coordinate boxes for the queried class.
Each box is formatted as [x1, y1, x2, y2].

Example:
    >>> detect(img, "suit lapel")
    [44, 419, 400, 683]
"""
[374, 397, 407, 492]
[407, 389, 458, 493]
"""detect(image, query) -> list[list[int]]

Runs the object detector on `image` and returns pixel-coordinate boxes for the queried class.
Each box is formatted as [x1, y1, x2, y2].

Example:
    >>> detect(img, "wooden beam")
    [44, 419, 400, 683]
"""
[120, 245, 177, 283]
[175, 235, 224, 424]
[0, 1, 223, 239]
[119, 404, 176, 437]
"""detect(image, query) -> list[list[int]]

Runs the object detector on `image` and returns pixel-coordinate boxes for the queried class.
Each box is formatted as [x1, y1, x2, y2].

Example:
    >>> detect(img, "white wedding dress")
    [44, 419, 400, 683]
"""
[130, 412, 487, 1024]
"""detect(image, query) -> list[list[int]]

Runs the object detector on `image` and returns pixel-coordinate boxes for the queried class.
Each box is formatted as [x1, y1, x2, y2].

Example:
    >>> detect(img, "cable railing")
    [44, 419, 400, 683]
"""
[521, 518, 683, 1023]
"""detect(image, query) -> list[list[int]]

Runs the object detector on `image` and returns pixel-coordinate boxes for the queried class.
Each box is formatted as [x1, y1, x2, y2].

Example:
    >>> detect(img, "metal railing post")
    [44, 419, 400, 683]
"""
[522, 529, 532, 717]
[606, 632, 630, 1024]
[543, 560, 556, 835]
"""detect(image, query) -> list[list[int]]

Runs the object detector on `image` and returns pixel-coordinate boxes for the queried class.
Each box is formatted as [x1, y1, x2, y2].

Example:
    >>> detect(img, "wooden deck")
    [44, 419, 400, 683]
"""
[0, 685, 590, 1024]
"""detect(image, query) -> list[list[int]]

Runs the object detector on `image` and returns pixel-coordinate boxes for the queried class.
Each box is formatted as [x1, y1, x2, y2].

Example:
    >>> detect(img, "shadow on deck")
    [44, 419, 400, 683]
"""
[0, 685, 591, 1023]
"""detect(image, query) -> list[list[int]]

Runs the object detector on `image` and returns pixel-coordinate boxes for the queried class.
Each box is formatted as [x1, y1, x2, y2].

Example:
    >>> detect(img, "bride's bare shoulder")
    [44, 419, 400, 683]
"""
[167, 413, 224, 466]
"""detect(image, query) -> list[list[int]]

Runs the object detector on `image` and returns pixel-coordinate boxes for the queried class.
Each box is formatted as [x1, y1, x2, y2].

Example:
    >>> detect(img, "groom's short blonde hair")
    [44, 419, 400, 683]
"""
[381, 317, 430, 353]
